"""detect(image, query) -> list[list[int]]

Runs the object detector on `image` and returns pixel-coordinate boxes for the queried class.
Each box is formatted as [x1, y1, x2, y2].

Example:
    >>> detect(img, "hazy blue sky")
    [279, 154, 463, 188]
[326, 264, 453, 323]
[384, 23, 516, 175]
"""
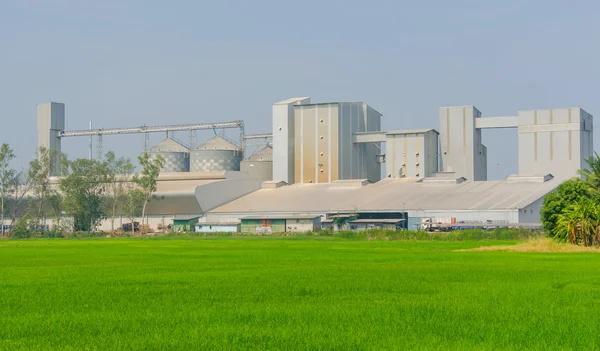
[1, 0, 599, 178]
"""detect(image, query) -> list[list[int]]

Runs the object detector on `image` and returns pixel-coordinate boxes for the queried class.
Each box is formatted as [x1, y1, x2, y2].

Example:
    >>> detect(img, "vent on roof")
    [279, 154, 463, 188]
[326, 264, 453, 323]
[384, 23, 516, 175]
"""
[262, 180, 287, 189]
[506, 174, 554, 183]
[331, 179, 371, 187]
[422, 177, 466, 184]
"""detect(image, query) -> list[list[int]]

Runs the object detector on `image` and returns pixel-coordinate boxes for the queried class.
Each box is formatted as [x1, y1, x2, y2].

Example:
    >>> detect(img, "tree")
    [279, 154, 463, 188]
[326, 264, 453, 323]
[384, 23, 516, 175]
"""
[46, 193, 65, 231]
[103, 151, 135, 232]
[28, 147, 58, 231]
[60, 158, 110, 233]
[579, 152, 600, 195]
[541, 178, 592, 238]
[556, 197, 600, 246]
[122, 189, 145, 234]
[0, 143, 16, 235]
[8, 171, 32, 226]
[132, 153, 164, 233]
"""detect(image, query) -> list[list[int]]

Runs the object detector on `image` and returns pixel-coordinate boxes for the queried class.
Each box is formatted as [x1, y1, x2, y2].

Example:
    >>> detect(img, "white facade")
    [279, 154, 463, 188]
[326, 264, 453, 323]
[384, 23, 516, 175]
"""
[517, 108, 593, 180]
[285, 218, 321, 232]
[292, 102, 382, 184]
[438, 106, 487, 181]
[272, 97, 311, 184]
[385, 129, 439, 178]
[194, 224, 239, 233]
[37, 102, 65, 175]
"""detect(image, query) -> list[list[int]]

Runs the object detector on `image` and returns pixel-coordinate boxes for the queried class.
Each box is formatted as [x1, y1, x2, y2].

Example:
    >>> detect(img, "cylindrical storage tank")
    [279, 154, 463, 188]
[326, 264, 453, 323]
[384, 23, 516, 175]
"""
[240, 145, 273, 181]
[149, 138, 190, 172]
[190, 136, 242, 172]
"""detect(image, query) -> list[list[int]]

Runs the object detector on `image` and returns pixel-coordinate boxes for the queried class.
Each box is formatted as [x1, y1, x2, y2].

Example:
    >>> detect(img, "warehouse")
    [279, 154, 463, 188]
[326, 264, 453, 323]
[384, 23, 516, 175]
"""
[206, 174, 557, 227]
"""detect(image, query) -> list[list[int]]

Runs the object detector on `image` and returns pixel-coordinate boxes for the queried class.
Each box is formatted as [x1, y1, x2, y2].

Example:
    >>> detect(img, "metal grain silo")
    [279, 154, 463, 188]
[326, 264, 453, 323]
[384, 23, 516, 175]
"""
[149, 138, 190, 172]
[240, 145, 273, 181]
[190, 136, 242, 172]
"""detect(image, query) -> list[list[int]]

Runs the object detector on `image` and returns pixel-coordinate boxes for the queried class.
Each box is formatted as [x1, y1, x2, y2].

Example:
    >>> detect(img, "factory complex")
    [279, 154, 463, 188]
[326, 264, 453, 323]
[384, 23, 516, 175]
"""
[35, 96, 594, 232]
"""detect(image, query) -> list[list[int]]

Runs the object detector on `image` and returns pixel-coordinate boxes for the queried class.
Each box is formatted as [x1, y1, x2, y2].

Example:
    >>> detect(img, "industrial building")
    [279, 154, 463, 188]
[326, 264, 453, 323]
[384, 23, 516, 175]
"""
[33, 96, 595, 232]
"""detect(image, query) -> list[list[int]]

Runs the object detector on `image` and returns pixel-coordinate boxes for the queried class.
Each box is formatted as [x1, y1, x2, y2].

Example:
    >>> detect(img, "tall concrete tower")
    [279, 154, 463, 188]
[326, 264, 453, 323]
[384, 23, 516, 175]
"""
[517, 108, 593, 180]
[272, 97, 311, 184]
[37, 102, 65, 175]
[438, 106, 487, 181]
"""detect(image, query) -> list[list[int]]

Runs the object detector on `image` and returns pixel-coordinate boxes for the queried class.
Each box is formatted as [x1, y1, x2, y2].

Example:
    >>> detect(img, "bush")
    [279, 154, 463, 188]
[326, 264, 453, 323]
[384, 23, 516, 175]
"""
[332, 228, 543, 241]
[66, 231, 106, 239]
[9, 215, 33, 238]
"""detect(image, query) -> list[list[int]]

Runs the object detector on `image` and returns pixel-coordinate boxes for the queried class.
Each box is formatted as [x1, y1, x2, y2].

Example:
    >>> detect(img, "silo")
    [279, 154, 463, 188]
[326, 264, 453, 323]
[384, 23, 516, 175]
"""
[149, 138, 190, 172]
[190, 136, 242, 172]
[240, 145, 273, 181]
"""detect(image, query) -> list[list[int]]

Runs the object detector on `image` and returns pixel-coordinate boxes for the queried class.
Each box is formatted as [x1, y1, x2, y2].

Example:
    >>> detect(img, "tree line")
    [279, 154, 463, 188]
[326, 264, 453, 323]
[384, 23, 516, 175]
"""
[0, 144, 164, 236]
[541, 153, 600, 246]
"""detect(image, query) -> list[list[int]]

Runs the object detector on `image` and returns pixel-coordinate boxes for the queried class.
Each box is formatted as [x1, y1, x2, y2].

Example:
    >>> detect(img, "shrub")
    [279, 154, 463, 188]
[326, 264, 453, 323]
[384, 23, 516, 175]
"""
[9, 215, 33, 238]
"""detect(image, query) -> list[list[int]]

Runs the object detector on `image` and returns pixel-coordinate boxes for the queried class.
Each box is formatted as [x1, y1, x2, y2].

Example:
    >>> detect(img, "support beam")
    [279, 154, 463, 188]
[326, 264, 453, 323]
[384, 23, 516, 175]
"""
[353, 132, 386, 143]
[475, 116, 518, 129]
[243, 133, 273, 140]
[60, 121, 243, 137]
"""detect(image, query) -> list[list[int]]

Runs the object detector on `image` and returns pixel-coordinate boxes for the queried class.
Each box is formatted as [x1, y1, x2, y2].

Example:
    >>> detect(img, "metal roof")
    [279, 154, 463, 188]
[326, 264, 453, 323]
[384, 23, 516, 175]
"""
[241, 215, 321, 220]
[248, 145, 273, 161]
[150, 138, 190, 153]
[196, 136, 241, 151]
[209, 177, 559, 214]
[349, 219, 405, 224]
[173, 216, 201, 221]
[273, 97, 311, 105]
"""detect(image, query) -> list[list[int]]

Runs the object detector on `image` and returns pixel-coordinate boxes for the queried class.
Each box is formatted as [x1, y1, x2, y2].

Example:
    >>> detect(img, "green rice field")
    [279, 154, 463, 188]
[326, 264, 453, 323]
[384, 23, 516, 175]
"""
[1, 237, 600, 350]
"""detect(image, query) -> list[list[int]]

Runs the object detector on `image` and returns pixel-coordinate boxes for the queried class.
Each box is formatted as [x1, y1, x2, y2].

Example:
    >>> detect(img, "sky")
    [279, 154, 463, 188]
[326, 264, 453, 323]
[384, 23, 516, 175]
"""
[1, 0, 599, 179]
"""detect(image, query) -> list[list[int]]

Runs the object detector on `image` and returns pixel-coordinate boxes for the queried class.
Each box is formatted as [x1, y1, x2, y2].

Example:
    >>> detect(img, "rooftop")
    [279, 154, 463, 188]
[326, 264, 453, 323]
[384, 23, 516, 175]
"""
[241, 215, 322, 220]
[210, 177, 559, 214]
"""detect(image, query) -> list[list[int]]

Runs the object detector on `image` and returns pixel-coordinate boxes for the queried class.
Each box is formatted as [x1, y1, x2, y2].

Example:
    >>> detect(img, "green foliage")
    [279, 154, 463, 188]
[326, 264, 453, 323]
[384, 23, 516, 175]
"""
[9, 214, 33, 238]
[331, 214, 358, 230]
[59, 158, 110, 232]
[103, 151, 135, 232]
[579, 151, 600, 195]
[28, 147, 58, 227]
[0, 143, 16, 235]
[541, 178, 592, 238]
[333, 228, 542, 241]
[133, 152, 164, 232]
[555, 197, 600, 246]
[122, 189, 145, 233]
[2, 238, 600, 350]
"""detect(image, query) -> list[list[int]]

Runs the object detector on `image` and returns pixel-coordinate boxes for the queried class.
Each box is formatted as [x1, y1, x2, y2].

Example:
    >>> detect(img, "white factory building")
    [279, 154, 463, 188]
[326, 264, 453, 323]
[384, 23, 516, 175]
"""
[34, 96, 594, 231]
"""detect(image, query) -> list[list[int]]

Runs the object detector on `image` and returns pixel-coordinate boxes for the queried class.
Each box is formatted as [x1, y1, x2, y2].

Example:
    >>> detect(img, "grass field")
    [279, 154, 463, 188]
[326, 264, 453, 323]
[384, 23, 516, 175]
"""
[2, 237, 600, 350]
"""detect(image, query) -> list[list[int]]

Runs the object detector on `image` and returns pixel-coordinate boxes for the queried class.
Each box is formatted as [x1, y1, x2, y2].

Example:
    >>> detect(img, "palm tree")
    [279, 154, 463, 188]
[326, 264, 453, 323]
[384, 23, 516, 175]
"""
[556, 198, 598, 246]
[579, 152, 600, 197]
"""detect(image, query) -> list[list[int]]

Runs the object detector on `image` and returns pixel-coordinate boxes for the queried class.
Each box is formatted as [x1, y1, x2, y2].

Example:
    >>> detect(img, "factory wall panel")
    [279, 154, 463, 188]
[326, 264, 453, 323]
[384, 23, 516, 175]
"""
[330, 105, 339, 182]
[439, 106, 485, 181]
[519, 197, 544, 224]
[317, 105, 330, 183]
[365, 105, 382, 182]
[240, 161, 273, 181]
[517, 108, 592, 180]
[297, 105, 318, 183]
[273, 98, 310, 184]
[37, 102, 65, 175]
[338, 103, 353, 180]
[385, 131, 438, 178]
[290, 101, 380, 184]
